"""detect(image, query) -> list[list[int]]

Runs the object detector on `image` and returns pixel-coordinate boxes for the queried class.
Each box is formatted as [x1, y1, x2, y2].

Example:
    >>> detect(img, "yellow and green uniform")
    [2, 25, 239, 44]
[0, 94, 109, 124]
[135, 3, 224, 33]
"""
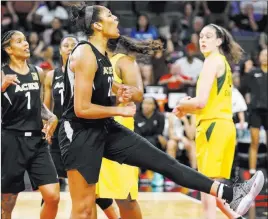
[96, 54, 139, 199]
[195, 53, 236, 179]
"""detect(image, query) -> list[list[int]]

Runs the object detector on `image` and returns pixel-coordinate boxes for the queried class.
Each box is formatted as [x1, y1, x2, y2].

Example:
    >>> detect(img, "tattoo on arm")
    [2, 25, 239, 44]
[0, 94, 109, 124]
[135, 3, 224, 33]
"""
[41, 103, 55, 121]
[1, 193, 18, 218]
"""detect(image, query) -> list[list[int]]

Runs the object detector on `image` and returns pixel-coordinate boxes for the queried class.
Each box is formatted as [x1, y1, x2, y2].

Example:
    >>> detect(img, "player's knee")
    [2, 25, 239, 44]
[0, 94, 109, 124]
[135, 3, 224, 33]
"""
[73, 201, 93, 219]
[42, 190, 60, 206]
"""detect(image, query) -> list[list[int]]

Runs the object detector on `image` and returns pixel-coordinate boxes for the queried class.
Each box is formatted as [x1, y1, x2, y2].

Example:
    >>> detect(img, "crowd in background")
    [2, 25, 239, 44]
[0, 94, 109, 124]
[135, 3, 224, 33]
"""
[1, 1, 267, 187]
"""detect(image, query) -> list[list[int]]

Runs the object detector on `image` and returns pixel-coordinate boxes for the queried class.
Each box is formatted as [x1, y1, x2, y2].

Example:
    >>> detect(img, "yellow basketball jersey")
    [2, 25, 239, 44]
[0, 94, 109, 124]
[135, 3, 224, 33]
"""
[110, 53, 134, 130]
[195, 53, 233, 125]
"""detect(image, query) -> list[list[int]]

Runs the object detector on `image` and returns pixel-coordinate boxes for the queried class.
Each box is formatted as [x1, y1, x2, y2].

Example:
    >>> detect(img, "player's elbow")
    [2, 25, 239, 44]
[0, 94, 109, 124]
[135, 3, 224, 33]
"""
[74, 103, 89, 118]
[74, 106, 84, 118]
[196, 97, 207, 109]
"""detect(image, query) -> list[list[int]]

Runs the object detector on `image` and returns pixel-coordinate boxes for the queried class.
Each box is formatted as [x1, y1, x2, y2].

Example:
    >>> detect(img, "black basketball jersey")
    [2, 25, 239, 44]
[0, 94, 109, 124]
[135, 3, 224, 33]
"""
[62, 41, 115, 123]
[1, 64, 43, 131]
[52, 67, 64, 119]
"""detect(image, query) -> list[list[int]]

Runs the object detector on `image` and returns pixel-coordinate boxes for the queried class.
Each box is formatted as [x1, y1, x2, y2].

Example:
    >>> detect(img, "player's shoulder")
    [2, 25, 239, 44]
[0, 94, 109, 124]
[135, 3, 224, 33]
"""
[205, 53, 225, 69]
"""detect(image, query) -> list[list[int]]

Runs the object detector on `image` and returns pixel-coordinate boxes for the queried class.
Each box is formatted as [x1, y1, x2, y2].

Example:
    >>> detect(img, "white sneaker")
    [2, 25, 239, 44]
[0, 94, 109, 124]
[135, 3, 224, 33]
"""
[217, 198, 244, 219]
[230, 171, 264, 215]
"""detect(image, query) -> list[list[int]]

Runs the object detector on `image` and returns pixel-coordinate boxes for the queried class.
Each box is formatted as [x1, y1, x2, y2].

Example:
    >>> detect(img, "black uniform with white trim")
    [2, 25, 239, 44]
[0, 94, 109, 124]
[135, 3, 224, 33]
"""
[59, 41, 198, 187]
[49, 67, 66, 177]
[1, 64, 58, 193]
[244, 68, 268, 130]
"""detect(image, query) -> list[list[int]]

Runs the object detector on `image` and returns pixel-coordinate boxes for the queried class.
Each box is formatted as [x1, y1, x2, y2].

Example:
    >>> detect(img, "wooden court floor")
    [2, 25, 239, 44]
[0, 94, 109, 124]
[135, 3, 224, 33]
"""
[13, 192, 227, 219]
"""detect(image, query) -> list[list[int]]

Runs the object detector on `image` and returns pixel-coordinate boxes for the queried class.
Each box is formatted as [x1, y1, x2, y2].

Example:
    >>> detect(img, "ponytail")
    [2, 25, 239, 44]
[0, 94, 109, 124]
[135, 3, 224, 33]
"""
[107, 36, 163, 55]
[209, 24, 244, 64]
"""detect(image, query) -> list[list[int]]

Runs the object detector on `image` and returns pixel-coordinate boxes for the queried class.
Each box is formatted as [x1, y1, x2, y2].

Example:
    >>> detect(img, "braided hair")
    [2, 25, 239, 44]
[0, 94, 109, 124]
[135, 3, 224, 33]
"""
[1, 30, 17, 66]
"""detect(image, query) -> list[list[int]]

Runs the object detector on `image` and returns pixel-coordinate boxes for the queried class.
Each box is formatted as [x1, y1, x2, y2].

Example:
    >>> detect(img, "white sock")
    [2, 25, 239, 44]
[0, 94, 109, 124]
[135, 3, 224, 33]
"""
[249, 169, 256, 174]
[217, 183, 224, 199]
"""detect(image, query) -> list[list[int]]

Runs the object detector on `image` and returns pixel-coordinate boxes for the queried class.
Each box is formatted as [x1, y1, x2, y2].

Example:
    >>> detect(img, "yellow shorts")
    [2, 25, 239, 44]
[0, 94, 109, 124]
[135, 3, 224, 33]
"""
[195, 119, 236, 179]
[96, 158, 139, 199]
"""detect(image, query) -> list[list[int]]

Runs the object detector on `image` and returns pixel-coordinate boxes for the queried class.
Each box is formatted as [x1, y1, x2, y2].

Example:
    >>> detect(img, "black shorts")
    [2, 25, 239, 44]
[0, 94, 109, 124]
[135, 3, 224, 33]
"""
[249, 109, 268, 130]
[1, 130, 59, 194]
[49, 127, 67, 178]
[50, 146, 67, 178]
[58, 119, 140, 184]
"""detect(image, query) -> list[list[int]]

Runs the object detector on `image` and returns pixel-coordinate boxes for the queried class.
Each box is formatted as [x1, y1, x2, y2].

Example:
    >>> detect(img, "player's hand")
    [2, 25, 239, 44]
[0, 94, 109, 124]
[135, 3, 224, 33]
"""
[42, 115, 58, 144]
[172, 106, 187, 118]
[117, 85, 134, 103]
[117, 102, 136, 117]
[172, 96, 191, 118]
[1, 74, 20, 91]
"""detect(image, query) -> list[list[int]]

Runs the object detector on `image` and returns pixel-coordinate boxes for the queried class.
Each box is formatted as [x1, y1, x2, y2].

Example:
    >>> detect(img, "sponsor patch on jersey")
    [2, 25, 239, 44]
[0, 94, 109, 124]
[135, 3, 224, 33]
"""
[31, 72, 39, 81]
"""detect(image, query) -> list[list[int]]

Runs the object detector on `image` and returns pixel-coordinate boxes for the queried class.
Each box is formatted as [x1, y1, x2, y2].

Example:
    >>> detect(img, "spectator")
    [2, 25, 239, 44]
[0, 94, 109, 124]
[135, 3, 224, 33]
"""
[1, 2, 12, 33]
[130, 14, 159, 41]
[180, 2, 199, 30]
[202, 1, 230, 27]
[6, 1, 39, 31]
[165, 112, 197, 169]
[232, 74, 248, 130]
[166, 43, 203, 94]
[188, 33, 203, 59]
[230, 3, 259, 32]
[28, 32, 45, 65]
[240, 57, 255, 103]
[135, 97, 166, 186]
[43, 18, 68, 46]
[259, 29, 268, 50]
[39, 46, 55, 73]
[243, 49, 268, 177]
[130, 14, 159, 86]
[34, 2, 68, 27]
[181, 16, 204, 45]
[151, 37, 173, 85]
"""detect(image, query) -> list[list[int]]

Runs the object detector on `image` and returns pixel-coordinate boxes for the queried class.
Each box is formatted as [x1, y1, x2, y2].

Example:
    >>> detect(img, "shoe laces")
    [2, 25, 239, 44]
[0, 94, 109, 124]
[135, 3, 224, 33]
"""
[231, 176, 248, 198]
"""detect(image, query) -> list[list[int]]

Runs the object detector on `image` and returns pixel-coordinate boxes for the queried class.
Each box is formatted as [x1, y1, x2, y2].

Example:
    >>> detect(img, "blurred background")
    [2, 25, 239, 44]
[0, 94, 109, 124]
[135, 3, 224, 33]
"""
[1, 1, 267, 218]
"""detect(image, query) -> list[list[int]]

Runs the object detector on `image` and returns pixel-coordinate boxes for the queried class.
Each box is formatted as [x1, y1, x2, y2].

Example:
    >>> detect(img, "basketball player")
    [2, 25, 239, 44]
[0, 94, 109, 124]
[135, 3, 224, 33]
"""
[59, 5, 264, 219]
[1, 30, 59, 219]
[95, 38, 151, 219]
[44, 36, 78, 184]
[172, 24, 251, 219]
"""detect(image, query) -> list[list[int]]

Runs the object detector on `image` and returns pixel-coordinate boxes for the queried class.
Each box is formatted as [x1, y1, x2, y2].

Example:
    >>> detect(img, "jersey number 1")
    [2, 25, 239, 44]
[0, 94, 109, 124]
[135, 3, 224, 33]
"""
[25, 91, 31, 109]
[59, 89, 64, 106]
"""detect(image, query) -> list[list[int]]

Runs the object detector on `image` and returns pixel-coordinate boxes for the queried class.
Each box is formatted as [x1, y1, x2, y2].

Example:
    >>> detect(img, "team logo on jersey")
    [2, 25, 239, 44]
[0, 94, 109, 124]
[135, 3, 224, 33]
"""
[15, 82, 39, 93]
[54, 82, 64, 89]
[103, 67, 113, 75]
[31, 72, 39, 81]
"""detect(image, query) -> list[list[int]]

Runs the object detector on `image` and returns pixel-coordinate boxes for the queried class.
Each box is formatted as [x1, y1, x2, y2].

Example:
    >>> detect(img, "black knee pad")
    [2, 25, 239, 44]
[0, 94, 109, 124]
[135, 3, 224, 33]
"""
[96, 198, 113, 210]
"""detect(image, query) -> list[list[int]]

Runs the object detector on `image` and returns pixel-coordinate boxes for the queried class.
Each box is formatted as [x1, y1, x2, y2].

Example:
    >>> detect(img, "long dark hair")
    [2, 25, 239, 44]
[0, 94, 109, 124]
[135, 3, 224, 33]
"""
[70, 4, 163, 55]
[107, 36, 163, 55]
[208, 24, 244, 64]
[1, 30, 17, 67]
